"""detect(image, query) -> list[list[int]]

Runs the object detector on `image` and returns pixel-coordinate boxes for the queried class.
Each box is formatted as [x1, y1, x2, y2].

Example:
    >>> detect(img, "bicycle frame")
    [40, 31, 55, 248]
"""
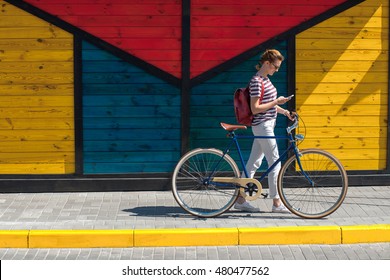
[209, 123, 314, 188]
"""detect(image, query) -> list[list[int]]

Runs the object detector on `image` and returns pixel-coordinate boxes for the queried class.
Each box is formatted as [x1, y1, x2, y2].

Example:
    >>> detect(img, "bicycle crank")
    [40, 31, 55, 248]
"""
[212, 177, 262, 201]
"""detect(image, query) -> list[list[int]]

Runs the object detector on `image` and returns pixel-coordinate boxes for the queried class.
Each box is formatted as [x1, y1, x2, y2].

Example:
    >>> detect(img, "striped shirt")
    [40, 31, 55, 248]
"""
[249, 75, 277, 125]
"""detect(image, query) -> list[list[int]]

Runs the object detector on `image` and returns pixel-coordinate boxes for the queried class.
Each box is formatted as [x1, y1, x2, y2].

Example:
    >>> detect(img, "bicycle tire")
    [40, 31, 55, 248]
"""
[278, 149, 348, 219]
[172, 148, 240, 218]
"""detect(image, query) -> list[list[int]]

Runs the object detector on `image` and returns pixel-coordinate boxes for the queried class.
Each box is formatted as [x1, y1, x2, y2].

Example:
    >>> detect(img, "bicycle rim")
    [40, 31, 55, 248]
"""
[278, 149, 348, 219]
[172, 148, 240, 218]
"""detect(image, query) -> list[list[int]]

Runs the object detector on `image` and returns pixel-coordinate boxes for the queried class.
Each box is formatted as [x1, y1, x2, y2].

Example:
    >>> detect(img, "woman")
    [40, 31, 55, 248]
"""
[234, 49, 294, 213]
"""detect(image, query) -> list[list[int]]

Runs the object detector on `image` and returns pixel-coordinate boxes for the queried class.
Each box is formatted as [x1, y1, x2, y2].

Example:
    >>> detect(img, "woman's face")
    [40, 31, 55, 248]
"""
[266, 59, 282, 76]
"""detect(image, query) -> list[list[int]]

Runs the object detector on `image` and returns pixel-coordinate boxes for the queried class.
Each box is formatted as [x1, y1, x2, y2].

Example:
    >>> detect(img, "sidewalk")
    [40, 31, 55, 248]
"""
[0, 186, 389, 248]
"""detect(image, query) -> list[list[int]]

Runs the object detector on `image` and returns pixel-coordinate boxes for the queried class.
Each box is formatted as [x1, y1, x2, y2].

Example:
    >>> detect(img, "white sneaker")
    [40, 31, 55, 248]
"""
[234, 201, 259, 212]
[272, 204, 291, 213]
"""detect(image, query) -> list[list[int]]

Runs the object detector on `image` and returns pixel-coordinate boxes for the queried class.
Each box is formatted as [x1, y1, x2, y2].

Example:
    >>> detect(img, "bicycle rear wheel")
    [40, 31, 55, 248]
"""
[172, 148, 240, 218]
[278, 149, 348, 219]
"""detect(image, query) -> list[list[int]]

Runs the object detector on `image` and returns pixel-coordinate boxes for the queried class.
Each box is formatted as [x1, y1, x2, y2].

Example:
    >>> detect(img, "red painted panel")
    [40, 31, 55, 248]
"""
[24, 0, 349, 78]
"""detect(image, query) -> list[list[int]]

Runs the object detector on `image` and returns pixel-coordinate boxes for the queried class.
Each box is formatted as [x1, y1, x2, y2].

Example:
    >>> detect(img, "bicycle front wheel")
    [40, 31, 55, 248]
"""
[172, 148, 240, 218]
[278, 149, 348, 219]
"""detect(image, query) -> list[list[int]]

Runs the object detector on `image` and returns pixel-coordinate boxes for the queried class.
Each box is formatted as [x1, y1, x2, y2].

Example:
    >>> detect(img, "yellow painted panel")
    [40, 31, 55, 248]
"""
[296, 93, 388, 105]
[239, 226, 341, 245]
[0, 39, 73, 50]
[298, 38, 384, 50]
[296, 72, 387, 83]
[0, 27, 72, 39]
[0, 163, 67, 174]
[298, 28, 388, 39]
[0, 0, 74, 175]
[341, 224, 390, 243]
[296, 0, 388, 170]
[302, 138, 387, 149]
[0, 152, 75, 163]
[0, 141, 74, 152]
[296, 83, 388, 94]
[301, 126, 387, 138]
[29, 230, 134, 248]
[0, 130, 74, 141]
[0, 62, 73, 73]
[296, 116, 387, 127]
[0, 108, 74, 118]
[0, 85, 74, 96]
[296, 50, 388, 61]
[0, 96, 74, 107]
[297, 60, 388, 72]
[0, 50, 73, 62]
[296, 105, 387, 116]
[0, 231, 29, 248]
[0, 73, 73, 85]
[134, 228, 238, 247]
[0, 118, 74, 130]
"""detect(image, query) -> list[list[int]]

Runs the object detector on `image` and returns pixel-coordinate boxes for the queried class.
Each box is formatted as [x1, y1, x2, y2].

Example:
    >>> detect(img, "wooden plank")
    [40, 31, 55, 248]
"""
[83, 129, 179, 141]
[0, 164, 69, 174]
[336, 160, 386, 170]
[0, 85, 74, 96]
[295, 93, 387, 105]
[0, 107, 73, 118]
[297, 38, 384, 50]
[83, 95, 180, 107]
[74, 16, 180, 27]
[25, 4, 182, 16]
[0, 130, 74, 141]
[301, 137, 387, 149]
[83, 162, 176, 174]
[296, 126, 387, 139]
[83, 106, 180, 118]
[0, 27, 71, 39]
[83, 117, 179, 129]
[296, 72, 388, 83]
[296, 83, 388, 94]
[294, 116, 387, 127]
[0, 39, 73, 50]
[84, 151, 178, 162]
[0, 118, 74, 130]
[0, 141, 74, 153]
[295, 105, 387, 116]
[0, 96, 74, 107]
[0, 50, 74, 62]
[296, 60, 388, 72]
[0, 62, 73, 73]
[83, 83, 179, 95]
[296, 50, 388, 61]
[297, 27, 388, 39]
[0, 152, 75, 163]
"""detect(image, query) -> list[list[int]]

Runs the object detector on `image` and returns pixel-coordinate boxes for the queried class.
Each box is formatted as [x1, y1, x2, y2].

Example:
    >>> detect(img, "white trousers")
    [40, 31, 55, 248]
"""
[243, 119, 281, 199]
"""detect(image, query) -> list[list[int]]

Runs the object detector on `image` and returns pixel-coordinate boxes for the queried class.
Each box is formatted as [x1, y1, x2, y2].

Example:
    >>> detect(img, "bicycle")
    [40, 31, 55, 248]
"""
[171, 114, 348, 219]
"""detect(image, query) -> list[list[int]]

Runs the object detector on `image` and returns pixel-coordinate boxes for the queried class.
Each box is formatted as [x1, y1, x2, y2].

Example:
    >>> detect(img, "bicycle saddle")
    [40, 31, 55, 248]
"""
[220, 122, 247, 131]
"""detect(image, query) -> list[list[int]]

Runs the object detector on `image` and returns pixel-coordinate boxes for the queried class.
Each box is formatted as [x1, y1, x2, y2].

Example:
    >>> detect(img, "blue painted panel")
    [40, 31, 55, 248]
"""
[82, 41, 181, 174]
[190, 43, 290, 172]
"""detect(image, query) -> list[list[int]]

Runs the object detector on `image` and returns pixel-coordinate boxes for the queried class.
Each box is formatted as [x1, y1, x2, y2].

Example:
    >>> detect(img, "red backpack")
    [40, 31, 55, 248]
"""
[234, 79, 264, 126]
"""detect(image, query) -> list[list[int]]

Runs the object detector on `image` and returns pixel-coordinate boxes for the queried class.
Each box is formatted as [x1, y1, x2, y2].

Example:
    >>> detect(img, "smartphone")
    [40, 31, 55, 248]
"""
[287, 95, 294, 100]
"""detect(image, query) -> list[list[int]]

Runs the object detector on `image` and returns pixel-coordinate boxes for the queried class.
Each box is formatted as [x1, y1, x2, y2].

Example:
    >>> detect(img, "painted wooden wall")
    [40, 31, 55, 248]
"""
[0, 1, 75, 174]
[296, 0, 389, 170]
[82, 42, 181, 174]
[0, 0, 389, 190]
[190, 42, 289, 168]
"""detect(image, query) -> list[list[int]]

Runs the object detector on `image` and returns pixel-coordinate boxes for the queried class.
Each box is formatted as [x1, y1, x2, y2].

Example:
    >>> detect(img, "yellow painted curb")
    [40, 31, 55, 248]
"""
[341, 224, 390, 244]
[28, 230, 134, 248]
[134, 228, 238, 247]
[0, 230, 29, 248]
[239, 226, 342, 245]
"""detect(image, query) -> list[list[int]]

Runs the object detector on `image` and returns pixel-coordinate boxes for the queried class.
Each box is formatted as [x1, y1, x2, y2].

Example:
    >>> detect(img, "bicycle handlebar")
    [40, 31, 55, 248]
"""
[286, 113, 299, 134]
